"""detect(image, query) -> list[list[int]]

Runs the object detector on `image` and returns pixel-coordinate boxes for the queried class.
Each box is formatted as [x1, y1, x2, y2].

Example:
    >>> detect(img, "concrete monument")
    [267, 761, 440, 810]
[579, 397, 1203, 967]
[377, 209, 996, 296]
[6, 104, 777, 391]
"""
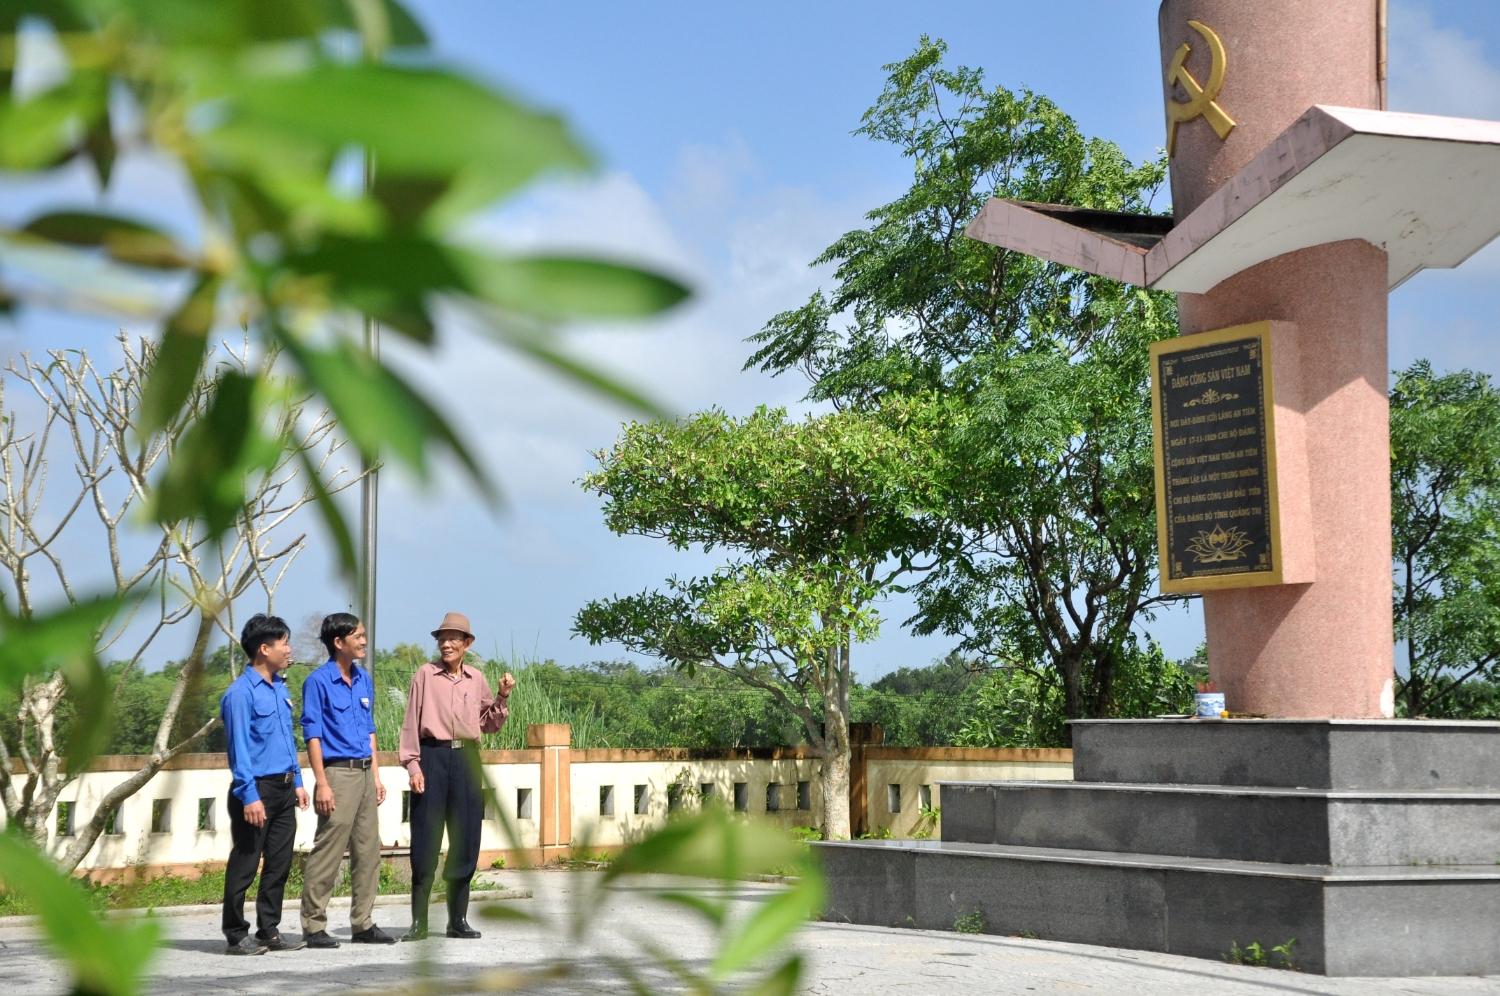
[818, 1, 1500, 975]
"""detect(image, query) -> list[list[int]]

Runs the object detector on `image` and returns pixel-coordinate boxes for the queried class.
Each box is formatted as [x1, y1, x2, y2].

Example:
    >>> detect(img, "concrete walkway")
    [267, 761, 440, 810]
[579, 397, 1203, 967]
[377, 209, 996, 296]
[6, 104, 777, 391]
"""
[2, 871, 1497, 994]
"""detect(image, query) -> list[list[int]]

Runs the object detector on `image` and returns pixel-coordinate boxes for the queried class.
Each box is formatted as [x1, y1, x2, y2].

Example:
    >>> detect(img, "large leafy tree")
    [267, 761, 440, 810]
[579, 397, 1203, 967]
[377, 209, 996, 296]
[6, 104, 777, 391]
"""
[1390, 361, 1500, 717]
[575, 406, 941, 838]
[748, 38, 1181, 724]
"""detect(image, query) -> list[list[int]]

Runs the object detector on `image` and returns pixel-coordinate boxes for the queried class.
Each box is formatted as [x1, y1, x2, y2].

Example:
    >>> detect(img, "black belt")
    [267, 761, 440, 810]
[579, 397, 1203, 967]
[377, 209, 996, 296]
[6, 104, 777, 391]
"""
[420, 737, 473, 749]
[256, 771, 296, 784]
[324, 757, 372, 769]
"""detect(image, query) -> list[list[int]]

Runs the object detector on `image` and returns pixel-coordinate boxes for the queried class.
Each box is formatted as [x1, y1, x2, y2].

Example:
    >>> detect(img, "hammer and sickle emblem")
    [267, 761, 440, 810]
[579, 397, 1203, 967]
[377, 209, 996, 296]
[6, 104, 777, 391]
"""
[1165, 19, 1236, 157]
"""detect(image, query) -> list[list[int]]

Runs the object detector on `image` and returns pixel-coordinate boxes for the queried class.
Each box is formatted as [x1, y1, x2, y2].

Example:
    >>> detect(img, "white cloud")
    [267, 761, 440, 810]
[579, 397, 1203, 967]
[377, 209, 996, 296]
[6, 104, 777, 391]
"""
[1388, 3, 1500, 121]
[358, 144, 908, 663]
[667, 133, 760, 226]
[386, 156, 863, 513]
[0, 121, 935, 671]
[1386, 5, 1500, 280]
[461, 171, 702, 283]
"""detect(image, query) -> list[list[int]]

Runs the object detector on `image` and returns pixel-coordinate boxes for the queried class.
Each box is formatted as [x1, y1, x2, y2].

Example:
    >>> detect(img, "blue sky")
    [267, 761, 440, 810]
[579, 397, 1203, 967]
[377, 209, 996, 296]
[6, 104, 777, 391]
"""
[4, 2, 1500, 678]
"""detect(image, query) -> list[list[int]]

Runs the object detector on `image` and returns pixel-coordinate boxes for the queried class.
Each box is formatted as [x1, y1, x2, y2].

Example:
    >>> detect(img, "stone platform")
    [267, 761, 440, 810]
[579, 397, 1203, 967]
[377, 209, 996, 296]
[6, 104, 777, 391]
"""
[815, 719, 1500, 976]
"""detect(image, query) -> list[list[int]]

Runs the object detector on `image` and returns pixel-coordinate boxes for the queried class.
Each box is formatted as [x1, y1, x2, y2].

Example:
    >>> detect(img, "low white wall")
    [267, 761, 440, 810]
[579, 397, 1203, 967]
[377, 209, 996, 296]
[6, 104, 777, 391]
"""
[866, 754, 1073, 838]
[35, 758, 543, 873]
[7, 741, 1075, 874]
[570, 755, 824, 848]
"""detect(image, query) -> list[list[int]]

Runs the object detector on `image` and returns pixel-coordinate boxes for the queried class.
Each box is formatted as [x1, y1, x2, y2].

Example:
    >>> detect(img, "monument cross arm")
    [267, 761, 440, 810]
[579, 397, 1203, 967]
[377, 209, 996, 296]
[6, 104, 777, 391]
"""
[967, 104, 1500, 295]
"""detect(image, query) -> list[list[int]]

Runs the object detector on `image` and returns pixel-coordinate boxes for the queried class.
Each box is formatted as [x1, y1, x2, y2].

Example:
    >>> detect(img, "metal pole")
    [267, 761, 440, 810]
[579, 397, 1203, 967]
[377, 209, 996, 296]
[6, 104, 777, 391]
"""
[359, 151, 379, 660]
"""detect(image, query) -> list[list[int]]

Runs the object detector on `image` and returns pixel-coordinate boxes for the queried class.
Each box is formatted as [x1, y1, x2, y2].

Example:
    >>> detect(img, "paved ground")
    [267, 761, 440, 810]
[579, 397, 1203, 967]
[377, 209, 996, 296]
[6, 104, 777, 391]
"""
[2, 871, 1498, 994]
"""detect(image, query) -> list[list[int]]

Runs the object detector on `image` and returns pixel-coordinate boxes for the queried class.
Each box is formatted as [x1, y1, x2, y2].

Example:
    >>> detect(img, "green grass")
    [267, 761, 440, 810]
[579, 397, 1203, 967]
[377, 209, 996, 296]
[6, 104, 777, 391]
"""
[372, 656, 606, 751]
[1225, 938, 1298, 970]
[953, 909, 986, 934]
[553, 849, 614, 869]
[0, 858, 406, 916]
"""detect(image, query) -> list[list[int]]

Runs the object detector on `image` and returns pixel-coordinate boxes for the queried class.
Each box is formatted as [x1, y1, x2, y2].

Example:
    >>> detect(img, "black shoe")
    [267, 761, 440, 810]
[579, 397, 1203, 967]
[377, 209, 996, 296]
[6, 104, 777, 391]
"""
[226, 935, 268, 956]
[407, 883, 432, 943]
[445, 879, 479, 938]
[304, 930, 341, 949]
[256, 931, 306, 952]
[351, 925, 396, 945]
[445, 919, 481, 939]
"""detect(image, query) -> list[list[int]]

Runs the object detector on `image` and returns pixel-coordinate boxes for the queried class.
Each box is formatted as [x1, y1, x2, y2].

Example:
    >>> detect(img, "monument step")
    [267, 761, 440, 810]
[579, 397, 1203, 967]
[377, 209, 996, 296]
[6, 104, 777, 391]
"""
[1070, 718, 1500, 790]
[938, 779, 1500, 866]
[814, 838, 1500, 977]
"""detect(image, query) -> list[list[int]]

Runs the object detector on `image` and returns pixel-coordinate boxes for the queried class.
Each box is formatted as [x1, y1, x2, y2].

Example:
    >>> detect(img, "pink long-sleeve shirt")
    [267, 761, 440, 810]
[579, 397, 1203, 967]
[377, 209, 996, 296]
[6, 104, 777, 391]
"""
[398, 661, 509, 776]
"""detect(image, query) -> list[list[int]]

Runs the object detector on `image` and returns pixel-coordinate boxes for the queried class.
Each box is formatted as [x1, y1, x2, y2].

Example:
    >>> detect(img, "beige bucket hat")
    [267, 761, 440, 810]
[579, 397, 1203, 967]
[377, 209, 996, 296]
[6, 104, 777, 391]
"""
[430, 611, 475, 640]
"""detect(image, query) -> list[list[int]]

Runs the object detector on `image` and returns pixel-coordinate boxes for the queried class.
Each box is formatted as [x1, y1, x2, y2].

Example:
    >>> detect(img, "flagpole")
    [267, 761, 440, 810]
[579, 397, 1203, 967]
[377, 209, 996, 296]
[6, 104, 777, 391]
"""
[359, 148, 380, 662]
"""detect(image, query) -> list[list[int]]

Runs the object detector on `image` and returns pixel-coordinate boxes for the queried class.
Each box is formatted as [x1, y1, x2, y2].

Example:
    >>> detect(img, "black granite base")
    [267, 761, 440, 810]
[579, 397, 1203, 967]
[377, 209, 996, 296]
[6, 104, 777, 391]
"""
[814, 719, 1500, 976]
[1070, 718, 1500, 790]
[944, 780, 1500, 865]
[816, 838, 1500, 976]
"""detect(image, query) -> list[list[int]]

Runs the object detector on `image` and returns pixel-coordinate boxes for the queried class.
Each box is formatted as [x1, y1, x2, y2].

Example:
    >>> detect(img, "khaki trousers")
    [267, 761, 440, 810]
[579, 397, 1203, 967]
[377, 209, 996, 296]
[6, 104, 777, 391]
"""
[300, 764, 381, 933]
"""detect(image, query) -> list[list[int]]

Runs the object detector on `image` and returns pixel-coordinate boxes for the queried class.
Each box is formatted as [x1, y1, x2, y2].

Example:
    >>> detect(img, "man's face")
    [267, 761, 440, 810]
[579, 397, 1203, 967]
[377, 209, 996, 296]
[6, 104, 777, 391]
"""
[337, 624, 368, 661]
[436, 630, 471, 666]
[263, 635, 293, 673]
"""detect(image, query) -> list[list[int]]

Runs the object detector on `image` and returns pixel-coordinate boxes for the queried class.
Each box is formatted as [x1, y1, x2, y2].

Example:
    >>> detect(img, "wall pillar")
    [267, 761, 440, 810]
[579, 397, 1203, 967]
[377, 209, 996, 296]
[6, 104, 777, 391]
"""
[527, 723, 572, 862]
[847, 722, 884, 838]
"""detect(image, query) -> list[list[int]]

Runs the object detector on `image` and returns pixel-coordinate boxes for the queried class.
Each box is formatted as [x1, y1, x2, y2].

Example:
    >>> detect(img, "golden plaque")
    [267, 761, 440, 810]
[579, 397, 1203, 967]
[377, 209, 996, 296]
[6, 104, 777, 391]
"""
[1150, 322, 1285, 593]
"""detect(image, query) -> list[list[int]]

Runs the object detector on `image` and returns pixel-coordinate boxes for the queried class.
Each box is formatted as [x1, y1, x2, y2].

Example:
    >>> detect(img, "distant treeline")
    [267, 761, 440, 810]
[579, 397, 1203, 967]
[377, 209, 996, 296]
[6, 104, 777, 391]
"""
[7, 645, 1493, 756]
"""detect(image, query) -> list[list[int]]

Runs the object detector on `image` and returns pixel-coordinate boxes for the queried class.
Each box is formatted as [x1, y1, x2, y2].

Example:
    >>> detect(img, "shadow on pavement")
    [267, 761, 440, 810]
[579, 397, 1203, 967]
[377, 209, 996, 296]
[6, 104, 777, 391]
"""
[142, 955, 721, 995]
[157, 938, 235, 954]
[813, 921, 1346, 996]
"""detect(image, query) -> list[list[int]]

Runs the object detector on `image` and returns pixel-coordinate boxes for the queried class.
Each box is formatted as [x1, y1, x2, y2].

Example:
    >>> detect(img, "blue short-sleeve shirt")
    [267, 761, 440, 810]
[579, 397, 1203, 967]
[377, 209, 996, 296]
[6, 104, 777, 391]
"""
[300, 659, 377, 762]
[221, 669, 302, 805]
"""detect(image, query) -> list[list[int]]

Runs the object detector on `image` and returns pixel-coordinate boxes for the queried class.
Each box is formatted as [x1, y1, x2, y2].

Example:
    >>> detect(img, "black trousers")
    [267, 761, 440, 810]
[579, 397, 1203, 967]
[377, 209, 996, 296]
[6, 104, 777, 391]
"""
[222, 776, 298, 942]
[409, 742, 483, 906]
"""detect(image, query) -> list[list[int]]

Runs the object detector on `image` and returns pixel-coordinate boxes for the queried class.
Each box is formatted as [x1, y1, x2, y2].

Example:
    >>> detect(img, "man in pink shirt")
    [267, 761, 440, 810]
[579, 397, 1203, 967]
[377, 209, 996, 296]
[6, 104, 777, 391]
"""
[397, 611, 515, 940]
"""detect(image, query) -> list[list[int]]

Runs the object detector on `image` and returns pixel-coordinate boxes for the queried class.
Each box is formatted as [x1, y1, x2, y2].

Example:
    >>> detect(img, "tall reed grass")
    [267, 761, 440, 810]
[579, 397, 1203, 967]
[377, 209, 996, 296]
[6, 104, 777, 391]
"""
[370, 653, 605, 750]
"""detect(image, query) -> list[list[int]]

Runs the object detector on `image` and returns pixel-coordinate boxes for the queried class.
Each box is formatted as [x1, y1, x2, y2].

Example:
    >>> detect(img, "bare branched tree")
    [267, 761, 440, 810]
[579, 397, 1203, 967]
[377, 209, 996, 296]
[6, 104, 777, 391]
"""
[0, 333, 358, 870]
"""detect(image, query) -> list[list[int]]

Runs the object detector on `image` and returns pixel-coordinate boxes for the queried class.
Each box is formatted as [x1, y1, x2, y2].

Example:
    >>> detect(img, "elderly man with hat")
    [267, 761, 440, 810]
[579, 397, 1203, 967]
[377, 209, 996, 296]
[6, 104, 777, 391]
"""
[397, 611, 516, 941]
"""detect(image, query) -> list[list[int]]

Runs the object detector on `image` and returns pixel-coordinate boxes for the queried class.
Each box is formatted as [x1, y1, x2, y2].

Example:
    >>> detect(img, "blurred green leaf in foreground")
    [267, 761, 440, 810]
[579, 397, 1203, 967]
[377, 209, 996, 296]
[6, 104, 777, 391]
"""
[469, 788, 825, 995]
[0, 0, 689, 564]
[0, 1, 692, 991]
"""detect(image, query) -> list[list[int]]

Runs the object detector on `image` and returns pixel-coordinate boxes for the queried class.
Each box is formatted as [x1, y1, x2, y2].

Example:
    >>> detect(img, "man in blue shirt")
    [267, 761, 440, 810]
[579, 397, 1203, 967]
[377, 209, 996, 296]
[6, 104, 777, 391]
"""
[299, 612, 395, 947]
[221, 613, 309, 955]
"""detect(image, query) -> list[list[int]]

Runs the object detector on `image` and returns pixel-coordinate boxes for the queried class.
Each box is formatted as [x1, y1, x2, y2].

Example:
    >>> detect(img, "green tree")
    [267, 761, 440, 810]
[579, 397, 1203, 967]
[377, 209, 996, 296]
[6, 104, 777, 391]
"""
[575, 405, 941, 838]
[851, 653, 982, 746]
[1390, 361, 1500, 717]
[956, 667, 1068, 749]
[747, 38, 1181, 727]
[953, 641, 1192, 748]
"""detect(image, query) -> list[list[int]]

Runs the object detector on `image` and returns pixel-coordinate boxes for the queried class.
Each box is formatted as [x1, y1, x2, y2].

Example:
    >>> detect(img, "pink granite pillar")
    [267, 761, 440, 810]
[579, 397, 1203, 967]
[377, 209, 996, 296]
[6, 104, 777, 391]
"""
[1160, 0, 1394, 717]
